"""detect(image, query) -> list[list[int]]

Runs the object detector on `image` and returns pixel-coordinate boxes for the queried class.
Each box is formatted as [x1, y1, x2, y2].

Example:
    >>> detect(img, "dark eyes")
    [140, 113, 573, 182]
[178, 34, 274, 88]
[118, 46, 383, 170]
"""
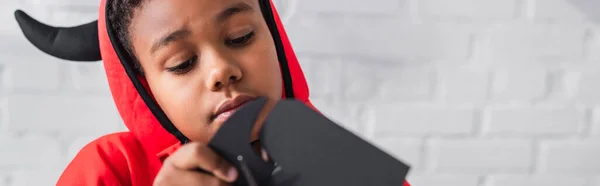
[225, 31, 255, 47]
[166, 31, 255, 75]
[167, 55, 198, 75]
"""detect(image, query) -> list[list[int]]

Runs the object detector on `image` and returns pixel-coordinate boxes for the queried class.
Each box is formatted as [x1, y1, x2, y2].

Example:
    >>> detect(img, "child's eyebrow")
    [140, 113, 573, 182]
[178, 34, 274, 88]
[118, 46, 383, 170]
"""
[149, 2, 254, 56]
[216, 2, 254, 23]
[150, 29, 191, 55]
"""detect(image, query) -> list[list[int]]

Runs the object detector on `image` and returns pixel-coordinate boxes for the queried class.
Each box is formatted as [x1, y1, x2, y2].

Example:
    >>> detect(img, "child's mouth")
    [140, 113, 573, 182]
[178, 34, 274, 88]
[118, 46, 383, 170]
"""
[212, 95, 256, 123]
[214, 105, 242, 120]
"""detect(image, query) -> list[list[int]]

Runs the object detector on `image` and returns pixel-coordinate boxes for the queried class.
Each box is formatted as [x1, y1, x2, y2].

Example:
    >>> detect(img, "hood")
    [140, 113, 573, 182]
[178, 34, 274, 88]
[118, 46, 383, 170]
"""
[14, 0, 314, 156]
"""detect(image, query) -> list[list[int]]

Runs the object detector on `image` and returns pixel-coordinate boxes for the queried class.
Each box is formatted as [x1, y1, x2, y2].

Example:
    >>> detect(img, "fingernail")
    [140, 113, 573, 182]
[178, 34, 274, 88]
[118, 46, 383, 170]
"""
[227, 166, 238, 181]
[261, 148, 270, 161]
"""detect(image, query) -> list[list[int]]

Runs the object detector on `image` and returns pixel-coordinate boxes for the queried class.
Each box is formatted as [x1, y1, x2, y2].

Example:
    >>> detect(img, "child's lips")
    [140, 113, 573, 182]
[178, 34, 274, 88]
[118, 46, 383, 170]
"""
[213, 98, 252, 124]
[212, 95, 255, 121]
[215, 105, 241, 121]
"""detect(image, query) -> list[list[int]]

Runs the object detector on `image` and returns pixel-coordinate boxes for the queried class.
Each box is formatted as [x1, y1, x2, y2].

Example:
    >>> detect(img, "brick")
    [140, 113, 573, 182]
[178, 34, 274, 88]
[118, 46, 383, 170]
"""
[15, 4, 53, 21]
[590, 176, 600, 186]
[66, 135, 104, 164]
[296, 0, 405, 14]
[0, 34, 68, 94]
[342, 61, 382, 102]
[68, 63, 111, 94]
[491, 68, 547, 101]
[593, 108, 600, 137]
[0, 0, 23, 35]
[6, 95, 122, 136]
[1, 60, 63, 93]
[419, 0, 518, 21]
[378, 67, 434, 102]
[372, 105, 475, 136]
[567, 69, 600, 104]
[544, 69, 573, 101]
[407, 174, 479, 186]
[285, 17, 472, 61]
[430, 139, 532, 173]
[588, 29, 600, 61]
[486, 24, 586, 64]
[10, 168, 63, 186]
[488, 175, 588, 186]
[533, 0, 597, 23]
[559, 69, 580, 101]
[438, 67, 489, 102]
[0, 34, 49, 60]
[0, 173, 6, 186]
[540, 140, 600, 173]
[371, 138, 422, 169]
[0, 134, 62, 168]
[271, 0, 292, 19]
[298, 57, 342, 99]
[0, 109, 5, 132]
[117, 120, 129, 131]
[26, 0, 100, 8]
[0, 65, 5, 95]
[485, 106, 583, 136]
[49, 7, 99, 27]
[343, 61, 433, 102]
[308, 98, 364, 135]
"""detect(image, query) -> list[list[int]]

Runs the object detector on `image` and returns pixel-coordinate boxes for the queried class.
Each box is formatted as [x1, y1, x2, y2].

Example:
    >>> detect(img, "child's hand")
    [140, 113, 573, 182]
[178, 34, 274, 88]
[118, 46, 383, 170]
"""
[153, 142, 238, 186]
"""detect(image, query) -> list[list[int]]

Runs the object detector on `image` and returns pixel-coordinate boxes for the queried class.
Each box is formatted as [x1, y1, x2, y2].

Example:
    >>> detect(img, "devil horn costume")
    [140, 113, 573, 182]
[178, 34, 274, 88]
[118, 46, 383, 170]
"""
[14, 1, 411, 185]
[14, 10, 101, 62]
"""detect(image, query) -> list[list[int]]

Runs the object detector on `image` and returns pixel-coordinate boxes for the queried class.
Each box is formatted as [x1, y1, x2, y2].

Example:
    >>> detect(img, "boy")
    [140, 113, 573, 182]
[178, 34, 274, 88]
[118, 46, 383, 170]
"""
[15, 0, 411, 185]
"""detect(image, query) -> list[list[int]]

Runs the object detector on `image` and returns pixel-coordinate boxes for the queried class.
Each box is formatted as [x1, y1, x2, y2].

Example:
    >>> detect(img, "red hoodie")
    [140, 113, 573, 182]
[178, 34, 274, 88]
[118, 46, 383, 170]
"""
[45, 0, 412, 185]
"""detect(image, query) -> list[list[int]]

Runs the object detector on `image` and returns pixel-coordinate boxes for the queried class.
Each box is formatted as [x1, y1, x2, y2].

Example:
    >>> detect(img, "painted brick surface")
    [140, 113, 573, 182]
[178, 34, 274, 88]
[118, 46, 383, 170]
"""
[419, 0, 518, 21]
[0, 134, 62, 169]
[407, 174, 479, 186]
[437, 67, 490, 103]
[1, 0, 599, 185]
[372, 105, 476, 136]
[486, 24, 586, 64]
[488, 175, 589, 186]
[484, 106, 584, 136]
[539, 140, 600, 173]
[430, 139, 533, 173]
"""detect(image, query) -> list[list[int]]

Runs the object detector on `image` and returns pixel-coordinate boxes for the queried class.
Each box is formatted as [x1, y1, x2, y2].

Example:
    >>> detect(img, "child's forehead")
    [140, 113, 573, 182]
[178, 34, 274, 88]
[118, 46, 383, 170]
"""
[131, 0, 262, 50]
[138, 0, 258, 12]
[133, 0, 258, 26]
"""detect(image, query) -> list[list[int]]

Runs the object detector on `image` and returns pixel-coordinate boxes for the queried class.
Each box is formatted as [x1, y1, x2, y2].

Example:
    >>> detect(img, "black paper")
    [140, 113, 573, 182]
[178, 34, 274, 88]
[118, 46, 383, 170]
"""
[208, 98, 411, 186]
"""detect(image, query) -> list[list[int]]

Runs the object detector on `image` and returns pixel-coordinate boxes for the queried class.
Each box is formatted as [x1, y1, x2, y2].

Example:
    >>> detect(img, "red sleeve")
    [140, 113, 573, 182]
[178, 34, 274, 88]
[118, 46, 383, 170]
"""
[56, 134, 132, 186]
[404, 180, 411, 186]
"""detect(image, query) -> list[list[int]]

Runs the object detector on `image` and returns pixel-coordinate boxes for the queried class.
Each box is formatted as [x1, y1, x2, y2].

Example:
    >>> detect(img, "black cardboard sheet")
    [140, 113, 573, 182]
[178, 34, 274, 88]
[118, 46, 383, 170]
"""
[208, 98, 410, 186]
[208, 97, 275, 186]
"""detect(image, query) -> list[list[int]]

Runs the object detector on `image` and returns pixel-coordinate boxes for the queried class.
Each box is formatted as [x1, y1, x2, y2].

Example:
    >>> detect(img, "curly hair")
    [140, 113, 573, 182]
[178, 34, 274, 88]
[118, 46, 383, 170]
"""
[107, 0, 145, 75]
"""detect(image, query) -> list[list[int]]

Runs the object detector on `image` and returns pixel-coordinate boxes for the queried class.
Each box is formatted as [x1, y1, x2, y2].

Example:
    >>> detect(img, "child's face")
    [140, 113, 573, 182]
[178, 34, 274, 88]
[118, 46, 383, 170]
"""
[129, 0, 282, 143]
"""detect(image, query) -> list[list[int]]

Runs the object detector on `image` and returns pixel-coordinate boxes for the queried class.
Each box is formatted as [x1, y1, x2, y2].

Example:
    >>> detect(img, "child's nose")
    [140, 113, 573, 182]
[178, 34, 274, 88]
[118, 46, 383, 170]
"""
[206, 57, 243, 91]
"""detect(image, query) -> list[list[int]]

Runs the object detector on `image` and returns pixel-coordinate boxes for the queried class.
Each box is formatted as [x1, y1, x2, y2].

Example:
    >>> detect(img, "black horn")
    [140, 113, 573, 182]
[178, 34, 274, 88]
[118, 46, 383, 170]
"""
[14, 10, 101, 62]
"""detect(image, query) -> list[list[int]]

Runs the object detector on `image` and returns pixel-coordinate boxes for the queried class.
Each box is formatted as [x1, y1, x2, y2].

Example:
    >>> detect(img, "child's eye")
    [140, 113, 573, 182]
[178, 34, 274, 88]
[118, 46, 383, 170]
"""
[166, 55, 198, 75]
[225, 31, 255, 47]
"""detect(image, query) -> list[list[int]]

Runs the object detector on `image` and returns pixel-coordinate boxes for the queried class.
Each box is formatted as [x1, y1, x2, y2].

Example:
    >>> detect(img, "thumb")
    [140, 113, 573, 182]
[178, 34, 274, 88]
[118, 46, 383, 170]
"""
[261, 148, 270, 162]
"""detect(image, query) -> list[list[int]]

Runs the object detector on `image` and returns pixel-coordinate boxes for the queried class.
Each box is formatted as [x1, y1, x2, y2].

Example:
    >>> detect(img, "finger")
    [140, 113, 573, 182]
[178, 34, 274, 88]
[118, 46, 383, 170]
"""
[261, 148, 270, 162]
[165, 142, 238, 182]
[154, 164, 231, 186]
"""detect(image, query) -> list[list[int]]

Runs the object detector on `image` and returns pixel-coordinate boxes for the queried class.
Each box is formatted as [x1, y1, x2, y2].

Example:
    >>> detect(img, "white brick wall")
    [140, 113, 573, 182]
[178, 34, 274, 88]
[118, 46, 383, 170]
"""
[429, 139, 534, 173]
[488, 175, 590, 186]
[1, 0, 600, 186]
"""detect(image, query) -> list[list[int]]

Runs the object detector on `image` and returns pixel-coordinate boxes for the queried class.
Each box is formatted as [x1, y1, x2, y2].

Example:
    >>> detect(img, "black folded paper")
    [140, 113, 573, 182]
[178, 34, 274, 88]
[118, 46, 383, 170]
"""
[208, 98, 410, 186]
